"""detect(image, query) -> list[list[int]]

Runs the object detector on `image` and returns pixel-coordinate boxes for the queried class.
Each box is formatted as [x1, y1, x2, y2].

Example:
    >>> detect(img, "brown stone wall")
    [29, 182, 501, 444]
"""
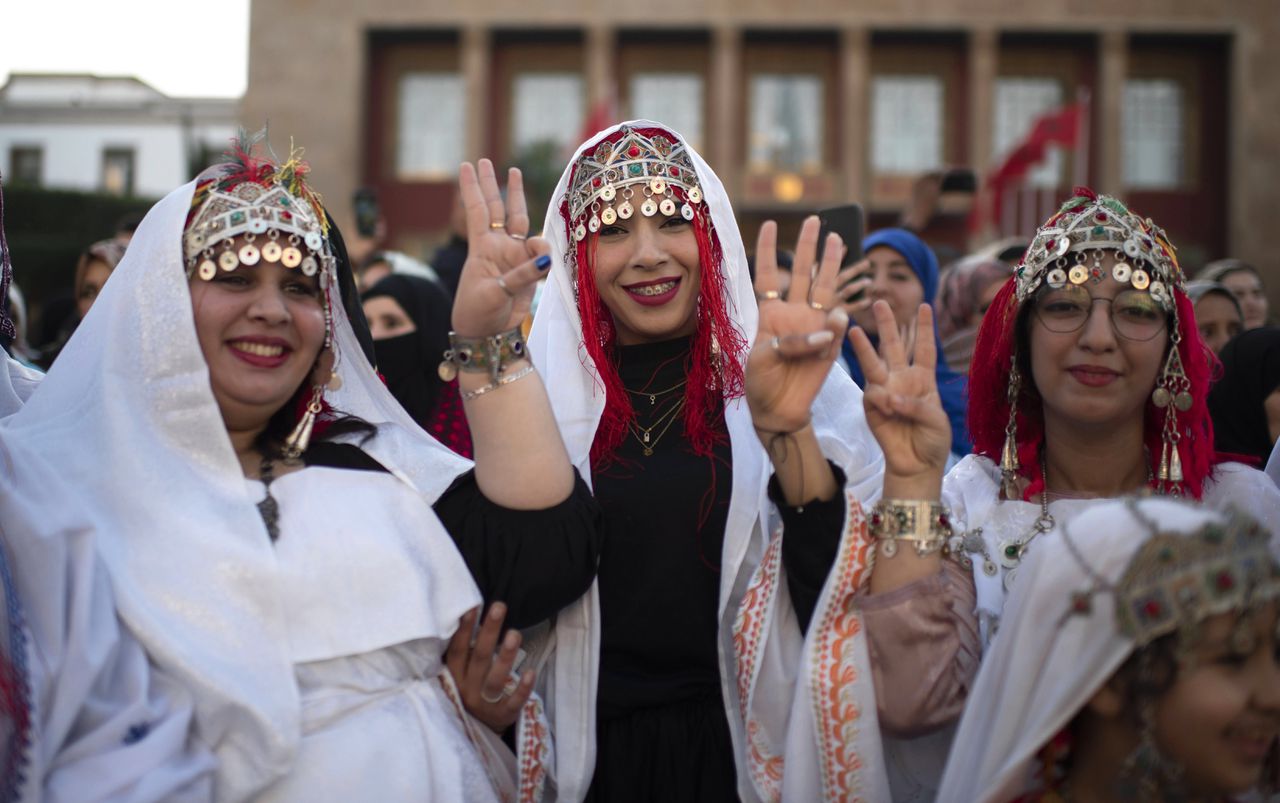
[243, 0, 1280, 306]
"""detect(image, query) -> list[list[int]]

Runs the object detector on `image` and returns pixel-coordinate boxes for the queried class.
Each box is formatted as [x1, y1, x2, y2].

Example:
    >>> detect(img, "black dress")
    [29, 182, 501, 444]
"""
[585, 338, 847, 803]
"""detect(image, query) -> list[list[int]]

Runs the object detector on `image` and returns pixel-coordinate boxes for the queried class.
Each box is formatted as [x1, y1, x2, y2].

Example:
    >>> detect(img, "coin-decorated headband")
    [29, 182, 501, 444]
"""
[1016, 188, 1185, 311]
[1063, 502, 1279, 652]
[565, 126, 706, 243]
[183, 130, 336, 288]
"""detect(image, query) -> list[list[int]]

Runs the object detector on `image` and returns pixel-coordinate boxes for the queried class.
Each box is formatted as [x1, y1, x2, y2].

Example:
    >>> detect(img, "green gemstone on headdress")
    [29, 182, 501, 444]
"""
[280, 196, 291, 206]
[628, 163, 643, 176]
[1003, 544, 1019, 559]
[230, 211, 246, 225]
[1092, 226, 1104, 235]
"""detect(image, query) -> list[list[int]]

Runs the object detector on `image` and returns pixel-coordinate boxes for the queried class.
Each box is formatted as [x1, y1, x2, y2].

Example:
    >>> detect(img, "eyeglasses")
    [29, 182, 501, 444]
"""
[1033, 285, 1168, 341]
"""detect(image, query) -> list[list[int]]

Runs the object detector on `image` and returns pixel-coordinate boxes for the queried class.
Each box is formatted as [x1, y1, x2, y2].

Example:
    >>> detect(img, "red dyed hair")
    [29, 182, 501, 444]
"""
[561, 126, 747, 469]
[968, 279, 1220, 500]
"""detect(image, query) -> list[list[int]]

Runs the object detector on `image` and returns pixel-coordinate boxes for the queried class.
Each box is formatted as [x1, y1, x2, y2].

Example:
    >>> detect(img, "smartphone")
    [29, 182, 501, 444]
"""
[353, 188, 380, 239]
[939, 168, 977, 194]
[816, 203, 865, 267]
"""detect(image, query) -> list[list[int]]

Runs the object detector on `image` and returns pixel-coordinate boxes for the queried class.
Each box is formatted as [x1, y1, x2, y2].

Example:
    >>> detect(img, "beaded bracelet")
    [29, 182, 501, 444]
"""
[438, 327, 528, 384]
[460, 364, 536, 402]
[868, 499, 953, 557]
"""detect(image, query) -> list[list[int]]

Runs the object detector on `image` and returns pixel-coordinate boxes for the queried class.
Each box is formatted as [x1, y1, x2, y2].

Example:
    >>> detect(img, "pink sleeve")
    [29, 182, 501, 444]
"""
[860, 558, 979, 737]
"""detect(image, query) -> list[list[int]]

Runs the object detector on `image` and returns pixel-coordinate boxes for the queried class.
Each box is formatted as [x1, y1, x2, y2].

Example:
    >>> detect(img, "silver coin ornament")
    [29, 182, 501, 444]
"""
[574, 224, 587, 242]
[1068, 265, 1089, 285]
[262, 241, 283, 263]
[1054, 237, 1070, 257]
[300, 255, 318, 277]
[687, 187, 702, 204]
[659, 198, 676, 217]
[588, 215, 601, 233]
[1112, 262, 1132, 283]
[649, 177, 667, 194]
[218, 250, 240, 271]
[238, 244, 261, 266]
[601, 207, 617, 225]
[1124, 238, 1141, 258]
[249, 218, 269, 234]
[618, 201, 634, 220]
[282, 247, 303, 268]
[1131, 269, 1150, 290]
[304, 231, 324, 251]
[641, 199, 658, 217]
[1047, 268, 1068, 289]
[198, 260, 217, 281]
[681, 203, 695, 221]
[601, 185, 616, 202]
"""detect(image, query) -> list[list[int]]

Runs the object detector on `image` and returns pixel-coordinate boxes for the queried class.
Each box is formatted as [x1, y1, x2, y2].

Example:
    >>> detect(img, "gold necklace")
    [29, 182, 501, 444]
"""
[624, 377, 688, 407]
[629, 397, 686, 456]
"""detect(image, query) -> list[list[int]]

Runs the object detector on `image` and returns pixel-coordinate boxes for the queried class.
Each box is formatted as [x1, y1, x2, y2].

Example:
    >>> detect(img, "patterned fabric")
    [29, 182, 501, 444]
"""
[0, 544, 31, 803]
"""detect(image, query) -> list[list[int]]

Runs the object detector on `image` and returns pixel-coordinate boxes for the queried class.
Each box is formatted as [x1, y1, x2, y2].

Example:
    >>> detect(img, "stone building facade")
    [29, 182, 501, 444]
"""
[243, 0, 1279, 289]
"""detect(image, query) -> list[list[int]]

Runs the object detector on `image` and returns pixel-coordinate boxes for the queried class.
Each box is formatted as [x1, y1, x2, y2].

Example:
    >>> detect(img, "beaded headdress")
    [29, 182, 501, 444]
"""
[1063, 502, 1279, 650]
[982, 188, 1206, 500]
[1015, 187, 1185, 310]
[184, 131, 340, 459]
[564, 126, 706, 249]
[183, 130, 336, 291]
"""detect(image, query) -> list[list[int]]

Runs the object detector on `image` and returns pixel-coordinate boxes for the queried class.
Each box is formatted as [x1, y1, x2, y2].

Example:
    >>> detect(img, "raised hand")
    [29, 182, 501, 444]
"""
[745, 216, 850, 434]
[834, 257, 873, 319]
[452, 160, 552, 337]
[847, 301, 951, 481]
[445, 603, 535, 733]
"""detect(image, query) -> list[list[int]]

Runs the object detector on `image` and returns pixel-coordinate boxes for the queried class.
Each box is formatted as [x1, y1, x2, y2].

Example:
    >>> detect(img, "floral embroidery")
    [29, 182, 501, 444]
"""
[732, 530, 785, 802]
[0, 544, 31, 803]
[517, 691, 551, 803]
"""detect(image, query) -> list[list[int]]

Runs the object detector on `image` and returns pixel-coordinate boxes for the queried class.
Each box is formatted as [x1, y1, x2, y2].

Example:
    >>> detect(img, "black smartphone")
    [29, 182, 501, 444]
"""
[939, 168, 977, 194]
[353, 188, 380, 238]
[817, 203, 866, 302]
[816, 203, 865, 267]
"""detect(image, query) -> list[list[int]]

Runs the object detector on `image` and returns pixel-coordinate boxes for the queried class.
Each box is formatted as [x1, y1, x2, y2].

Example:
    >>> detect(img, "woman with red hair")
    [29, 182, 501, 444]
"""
[846, 189, 1280, 798]
[523, 122, 888, 802]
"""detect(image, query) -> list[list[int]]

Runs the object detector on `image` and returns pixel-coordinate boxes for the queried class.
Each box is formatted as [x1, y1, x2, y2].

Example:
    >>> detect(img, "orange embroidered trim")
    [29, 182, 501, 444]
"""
[732, 530, 785, 802]
[810, 494, 876, 802]
[438, 673, 517, 803]
[517, 692, 551, 803]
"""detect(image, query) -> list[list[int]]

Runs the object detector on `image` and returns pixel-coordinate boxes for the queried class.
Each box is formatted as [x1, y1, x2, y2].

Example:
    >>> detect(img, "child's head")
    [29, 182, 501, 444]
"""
[938, 497, 1279, 803]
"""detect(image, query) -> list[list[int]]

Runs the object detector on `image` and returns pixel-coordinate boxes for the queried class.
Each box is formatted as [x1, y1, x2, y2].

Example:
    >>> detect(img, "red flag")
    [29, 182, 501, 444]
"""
[972, 103, 1084, 232]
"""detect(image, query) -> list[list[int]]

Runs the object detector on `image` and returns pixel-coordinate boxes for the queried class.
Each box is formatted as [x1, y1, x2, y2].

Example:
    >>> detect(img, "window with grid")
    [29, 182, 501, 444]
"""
[748, 74, 823, 172]
[9, 146, 42, 186]
[1123, 79, 1184, 190]
[870, 75, 943, 174]
[396, 73, 465, 179]
[101, 148, 135, 196]
[630, 73, 704, 151]
[993, 78, 1065, 188]
[512, 73, 584, 152]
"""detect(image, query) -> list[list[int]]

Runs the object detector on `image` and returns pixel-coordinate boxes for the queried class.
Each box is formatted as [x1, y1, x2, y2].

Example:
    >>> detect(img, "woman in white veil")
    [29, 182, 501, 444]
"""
[523, 121, 890, 801]
[0, 138, 598, 800]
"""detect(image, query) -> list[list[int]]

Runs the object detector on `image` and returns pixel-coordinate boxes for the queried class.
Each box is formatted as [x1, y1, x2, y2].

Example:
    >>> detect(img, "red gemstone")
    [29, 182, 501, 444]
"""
[1142, 600, 1162, 618]
[592, 177, 602, 187]
[1096, 212, 1108, 222]
[1045, 239, 1055, 249]
[1216, 571, 1234, 591]
[669, 166, 679, 176]
[937, 514, 949, 527]
[870, 513, 882, 527]
[628, 145, 641, 157]
[1072, 594, 1090, 612]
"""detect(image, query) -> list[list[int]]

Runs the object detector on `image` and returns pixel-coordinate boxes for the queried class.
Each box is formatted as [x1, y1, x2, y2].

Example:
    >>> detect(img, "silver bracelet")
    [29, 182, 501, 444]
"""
[460, 364, 535, 402]
[868, 498, 953, 557]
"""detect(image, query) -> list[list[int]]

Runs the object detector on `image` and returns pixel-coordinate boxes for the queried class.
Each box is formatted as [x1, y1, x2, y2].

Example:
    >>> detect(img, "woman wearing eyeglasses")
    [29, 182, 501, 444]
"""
[846, 188, 1280, 799]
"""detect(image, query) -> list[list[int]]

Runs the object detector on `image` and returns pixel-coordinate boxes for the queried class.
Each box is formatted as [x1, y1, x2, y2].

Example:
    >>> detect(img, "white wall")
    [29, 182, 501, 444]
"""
[0, 121, 237, 197]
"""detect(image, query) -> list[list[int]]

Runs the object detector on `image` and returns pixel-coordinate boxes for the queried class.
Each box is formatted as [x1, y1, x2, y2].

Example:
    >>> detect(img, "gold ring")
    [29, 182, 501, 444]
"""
[490, 221, 506, 230]
[769, 335, 782, 350]
[809, 300, 829, 312]
[496, 275, 516, 298]
[480, 688, 507, 704]
[756, 290, 782, 302]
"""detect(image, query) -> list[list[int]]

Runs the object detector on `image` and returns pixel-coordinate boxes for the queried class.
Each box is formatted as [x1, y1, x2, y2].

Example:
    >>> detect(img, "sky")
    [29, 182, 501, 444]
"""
[0, 0, 250, 98]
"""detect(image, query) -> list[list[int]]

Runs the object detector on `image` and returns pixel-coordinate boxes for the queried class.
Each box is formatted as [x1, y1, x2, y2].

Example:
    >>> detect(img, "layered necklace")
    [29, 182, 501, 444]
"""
[959, 453, 1154, 590]
[628, 395, 686, 456]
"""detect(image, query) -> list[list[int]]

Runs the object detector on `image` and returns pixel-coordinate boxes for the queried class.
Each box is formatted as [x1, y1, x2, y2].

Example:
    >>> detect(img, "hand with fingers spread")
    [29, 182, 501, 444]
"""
[445, 602, 536, 734]
[452, 160, 553, 338]
[746, 216, 851, 434]
[847, 301, 952, 485]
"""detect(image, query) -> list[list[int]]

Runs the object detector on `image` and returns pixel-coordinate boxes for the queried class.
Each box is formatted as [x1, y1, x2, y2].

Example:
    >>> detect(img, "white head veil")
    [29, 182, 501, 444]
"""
[0, 176, 475, 797]
[938, 498, 1276, 802]
[527, 120, 886, 802]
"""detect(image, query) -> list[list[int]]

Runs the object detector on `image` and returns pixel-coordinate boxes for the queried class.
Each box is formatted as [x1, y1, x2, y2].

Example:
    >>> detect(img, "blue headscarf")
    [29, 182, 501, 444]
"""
[841, 228, 972, 456]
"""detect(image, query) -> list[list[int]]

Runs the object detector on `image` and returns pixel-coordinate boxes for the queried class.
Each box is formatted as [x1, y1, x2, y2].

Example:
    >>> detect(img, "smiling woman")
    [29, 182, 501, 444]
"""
[0, 133, 601, 801]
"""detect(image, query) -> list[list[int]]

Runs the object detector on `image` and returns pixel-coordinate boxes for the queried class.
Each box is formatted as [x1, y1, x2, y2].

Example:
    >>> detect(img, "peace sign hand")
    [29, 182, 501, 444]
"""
[847, 301, 952, 480]
[452, 160, 552, 337]
[745, 216, 850, 433]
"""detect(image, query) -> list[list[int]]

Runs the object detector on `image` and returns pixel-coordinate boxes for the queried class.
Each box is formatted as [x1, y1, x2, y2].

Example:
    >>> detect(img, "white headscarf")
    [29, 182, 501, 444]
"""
[938, 497, 1276, 803]
[527, 120, 887, 802]
[0, 176, 475, 797]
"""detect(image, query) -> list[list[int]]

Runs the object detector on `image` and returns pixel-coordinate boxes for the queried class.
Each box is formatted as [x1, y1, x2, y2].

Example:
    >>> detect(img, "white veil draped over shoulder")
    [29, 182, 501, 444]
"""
[527, 120, 889, 802]
[0, 176, 479, 798]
